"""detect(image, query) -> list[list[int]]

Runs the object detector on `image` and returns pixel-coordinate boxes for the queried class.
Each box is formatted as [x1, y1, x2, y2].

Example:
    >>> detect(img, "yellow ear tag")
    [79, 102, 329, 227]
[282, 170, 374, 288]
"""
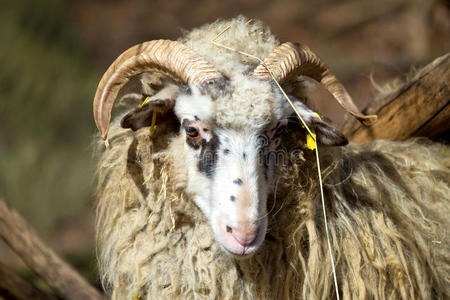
[306, 131, 317, 150]
[140, 96, 159, 136]
[150, 110, 157, 136]
[140, 96, 150, 107]
[306, 112, 321, 151]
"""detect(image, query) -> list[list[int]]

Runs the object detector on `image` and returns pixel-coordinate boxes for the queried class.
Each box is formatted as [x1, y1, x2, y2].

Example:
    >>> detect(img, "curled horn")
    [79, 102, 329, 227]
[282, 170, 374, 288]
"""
[93, 39, 224, 140]
[252, 42, 377, 125]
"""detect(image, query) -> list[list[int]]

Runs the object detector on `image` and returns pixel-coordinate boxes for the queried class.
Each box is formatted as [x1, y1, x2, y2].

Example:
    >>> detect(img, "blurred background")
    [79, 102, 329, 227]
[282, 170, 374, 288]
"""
[0, 0, 448, 290]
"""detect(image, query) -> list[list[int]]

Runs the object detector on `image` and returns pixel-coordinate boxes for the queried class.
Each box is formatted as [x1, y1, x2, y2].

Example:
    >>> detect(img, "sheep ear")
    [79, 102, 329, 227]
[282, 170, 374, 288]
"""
[284, 97, 348, 146]
[120, 84, 180, 131]
[309, 117, 348, 146]
[117, 72, 167, 108]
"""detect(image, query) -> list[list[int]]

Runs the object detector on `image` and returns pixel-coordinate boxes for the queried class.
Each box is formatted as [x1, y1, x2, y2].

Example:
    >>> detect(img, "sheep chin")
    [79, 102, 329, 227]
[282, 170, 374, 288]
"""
[214, 216, 268, 258]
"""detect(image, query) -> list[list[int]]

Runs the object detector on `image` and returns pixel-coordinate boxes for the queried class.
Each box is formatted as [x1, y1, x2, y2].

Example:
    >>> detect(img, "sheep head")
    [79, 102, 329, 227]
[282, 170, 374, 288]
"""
[93, 39, 375, 257]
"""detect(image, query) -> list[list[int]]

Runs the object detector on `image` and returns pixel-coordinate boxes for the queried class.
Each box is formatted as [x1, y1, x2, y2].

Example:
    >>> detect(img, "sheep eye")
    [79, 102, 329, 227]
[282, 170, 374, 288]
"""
[185, 126, 199, 138]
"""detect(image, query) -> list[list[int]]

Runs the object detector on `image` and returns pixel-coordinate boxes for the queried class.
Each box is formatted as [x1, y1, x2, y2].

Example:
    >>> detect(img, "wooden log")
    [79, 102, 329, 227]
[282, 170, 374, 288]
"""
[0, 262, 56, 300]
[341, 53, 450, 142]
[0, 197, 104, 300]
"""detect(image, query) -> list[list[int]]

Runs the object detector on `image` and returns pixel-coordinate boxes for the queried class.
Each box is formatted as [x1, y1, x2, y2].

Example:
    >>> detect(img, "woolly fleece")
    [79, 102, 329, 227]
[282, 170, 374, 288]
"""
[95, 17, 450, 299]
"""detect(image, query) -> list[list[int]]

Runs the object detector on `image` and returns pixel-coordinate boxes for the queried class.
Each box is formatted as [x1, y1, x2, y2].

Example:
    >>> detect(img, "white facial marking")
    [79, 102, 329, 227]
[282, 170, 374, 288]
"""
[209, 129, 269, 256]
[174, 90, 276, 257]
[174, 88, 215, 124]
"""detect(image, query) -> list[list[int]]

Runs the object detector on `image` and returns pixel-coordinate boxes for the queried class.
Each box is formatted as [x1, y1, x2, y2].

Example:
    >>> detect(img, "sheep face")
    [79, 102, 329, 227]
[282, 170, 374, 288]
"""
[94, 33, 361, 258]
[171, 88, 275, 257]
[118, 76, 349, 257]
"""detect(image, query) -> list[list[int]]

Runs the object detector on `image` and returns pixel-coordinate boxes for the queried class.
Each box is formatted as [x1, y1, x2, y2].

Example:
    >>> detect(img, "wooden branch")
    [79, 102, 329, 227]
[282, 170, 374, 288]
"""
[0, 262, 56, 300]
[341, 53, 450, 142]
[0, 197, 104, 300]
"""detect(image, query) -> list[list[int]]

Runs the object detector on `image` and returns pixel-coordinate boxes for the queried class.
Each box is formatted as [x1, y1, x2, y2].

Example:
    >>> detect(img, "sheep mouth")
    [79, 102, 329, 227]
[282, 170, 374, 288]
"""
[221, 225, 266, 258]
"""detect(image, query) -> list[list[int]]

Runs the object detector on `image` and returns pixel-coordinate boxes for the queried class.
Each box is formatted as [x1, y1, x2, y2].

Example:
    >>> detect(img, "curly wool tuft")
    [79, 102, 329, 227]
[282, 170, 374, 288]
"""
[179, 16, 279, 78]
[95, 118, 450, 299]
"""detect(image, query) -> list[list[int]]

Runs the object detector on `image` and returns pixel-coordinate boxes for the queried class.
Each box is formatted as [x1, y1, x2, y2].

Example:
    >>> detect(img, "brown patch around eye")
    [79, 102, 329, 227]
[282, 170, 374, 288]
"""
[183, 123, 203, 150]
[182, 118, 212, 150]
[185, 126, 199, 138]
[186, 136, 203, 150]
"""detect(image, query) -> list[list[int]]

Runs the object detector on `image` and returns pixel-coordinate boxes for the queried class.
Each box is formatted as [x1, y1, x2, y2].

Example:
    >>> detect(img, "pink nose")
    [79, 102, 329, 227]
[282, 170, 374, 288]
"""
[230, 227, 258, 247]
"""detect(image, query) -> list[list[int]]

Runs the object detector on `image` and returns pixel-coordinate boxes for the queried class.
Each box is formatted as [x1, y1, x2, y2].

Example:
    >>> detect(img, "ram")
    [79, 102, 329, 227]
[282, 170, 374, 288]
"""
[93, 17, 449, 299]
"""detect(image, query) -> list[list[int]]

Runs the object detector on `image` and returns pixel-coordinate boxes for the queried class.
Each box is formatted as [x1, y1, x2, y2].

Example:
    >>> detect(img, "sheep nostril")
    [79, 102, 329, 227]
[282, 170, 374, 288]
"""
[231, 228, 258, 247]
[226, 226, 232, 233]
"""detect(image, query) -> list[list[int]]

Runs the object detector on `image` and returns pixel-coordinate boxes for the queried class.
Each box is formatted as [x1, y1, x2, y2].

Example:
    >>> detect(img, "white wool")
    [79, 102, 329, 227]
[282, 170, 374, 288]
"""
[174, 88, 215, 124]
[178, 16, 283, 129]
[215, 74, 277, 129]
[180, 16, 279, 78]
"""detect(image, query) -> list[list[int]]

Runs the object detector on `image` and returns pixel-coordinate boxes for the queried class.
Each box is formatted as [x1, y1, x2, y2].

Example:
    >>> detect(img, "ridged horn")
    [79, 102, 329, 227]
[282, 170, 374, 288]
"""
[252, 42, 377, 125]
[93, 39, 224, 140]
